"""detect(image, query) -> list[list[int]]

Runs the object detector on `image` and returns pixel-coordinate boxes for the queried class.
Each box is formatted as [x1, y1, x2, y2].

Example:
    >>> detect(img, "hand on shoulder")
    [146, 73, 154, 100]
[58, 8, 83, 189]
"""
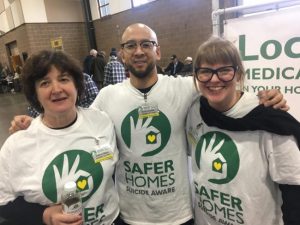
[258, 89, 289, 111]
[9, 115, 33, 135]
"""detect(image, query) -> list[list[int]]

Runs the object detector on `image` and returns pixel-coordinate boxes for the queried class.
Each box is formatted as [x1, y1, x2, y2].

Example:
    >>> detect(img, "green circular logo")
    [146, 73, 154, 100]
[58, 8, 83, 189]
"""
[42, 150, 103, 203]
[121, 108, 171, 157]
[195, 131, 239, 184]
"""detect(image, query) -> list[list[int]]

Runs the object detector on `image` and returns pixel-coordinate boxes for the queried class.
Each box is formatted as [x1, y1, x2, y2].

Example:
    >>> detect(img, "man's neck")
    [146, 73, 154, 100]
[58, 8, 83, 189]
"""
[130, 72, 158, 89]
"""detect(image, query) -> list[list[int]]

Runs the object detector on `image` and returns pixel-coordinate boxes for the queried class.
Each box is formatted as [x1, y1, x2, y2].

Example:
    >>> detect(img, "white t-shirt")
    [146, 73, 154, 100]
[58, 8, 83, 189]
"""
[0, 107, 119, 225]
[91, 75, 197, 225]
[186, 92, 300, 225]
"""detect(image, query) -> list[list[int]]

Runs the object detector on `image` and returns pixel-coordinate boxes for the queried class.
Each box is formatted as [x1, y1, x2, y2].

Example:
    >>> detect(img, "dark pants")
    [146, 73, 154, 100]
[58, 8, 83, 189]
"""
[181, 219, 194, 225]
[115, 218, 194, 225]
[112, 215, 124, 225]
[95, 81, 103, 90]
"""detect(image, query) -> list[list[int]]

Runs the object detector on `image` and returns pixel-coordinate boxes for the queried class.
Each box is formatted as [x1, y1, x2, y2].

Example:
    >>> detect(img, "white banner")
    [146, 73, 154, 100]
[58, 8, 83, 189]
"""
[224, 6, 300, 121]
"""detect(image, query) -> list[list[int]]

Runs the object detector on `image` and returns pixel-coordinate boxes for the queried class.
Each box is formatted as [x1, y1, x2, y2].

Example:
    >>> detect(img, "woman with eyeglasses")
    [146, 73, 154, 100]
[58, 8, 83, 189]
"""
[186, 36, 300, 225]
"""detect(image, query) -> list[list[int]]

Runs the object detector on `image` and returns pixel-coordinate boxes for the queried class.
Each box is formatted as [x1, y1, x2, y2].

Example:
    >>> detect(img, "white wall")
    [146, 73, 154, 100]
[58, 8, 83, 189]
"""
[0, 0, 86, 34]
[44, 0, 84, 22]
[110, 0, 131, 15]
[5, 6, 14, 30]
[90, 0, 100, 20]
[0, 0, 136, 33]
[11, 0, 24, 27]
[0, 0, 46, 33]
[0, 11, 9, 32]
[3, 0, 9, 8]
[0, 0, 24, 31]
[20, 0, 47, 23]
[90, 0, 132, 20]
[0, 0, 5, 13]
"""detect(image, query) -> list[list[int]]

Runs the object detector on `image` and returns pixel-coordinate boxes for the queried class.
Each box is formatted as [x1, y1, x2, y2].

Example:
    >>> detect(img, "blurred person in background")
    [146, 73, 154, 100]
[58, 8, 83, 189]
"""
[83, 49, 97, 76]
[180, 56, 193, 76]
[104, 49, 126, 86]
[164, 54, 184, 76]
[91, 51, 107, 90]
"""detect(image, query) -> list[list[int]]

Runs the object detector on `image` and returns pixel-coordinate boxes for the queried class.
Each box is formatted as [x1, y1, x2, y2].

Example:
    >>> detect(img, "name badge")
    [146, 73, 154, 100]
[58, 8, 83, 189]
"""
[91, 144, 113, 163]
[138, 103, 159, 119]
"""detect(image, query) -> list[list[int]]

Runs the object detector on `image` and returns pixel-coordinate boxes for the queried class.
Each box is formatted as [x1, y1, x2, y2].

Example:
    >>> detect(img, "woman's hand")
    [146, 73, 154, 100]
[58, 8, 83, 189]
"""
[43, 204, 83, 225]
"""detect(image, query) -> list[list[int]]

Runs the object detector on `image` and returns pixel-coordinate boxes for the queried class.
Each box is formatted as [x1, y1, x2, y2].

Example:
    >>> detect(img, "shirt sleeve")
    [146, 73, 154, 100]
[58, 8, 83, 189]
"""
[0, 136, 46, 225]
[185, 95, 202, 157]
[27, 106, 40, 118]
[267, 134, 300, 185]
[104, 64, 111, 86]
[0, 139, 15, 206]
[81, 73, 99, 108]
[114, 63, 126, 84]
[90, 86, 106, 111]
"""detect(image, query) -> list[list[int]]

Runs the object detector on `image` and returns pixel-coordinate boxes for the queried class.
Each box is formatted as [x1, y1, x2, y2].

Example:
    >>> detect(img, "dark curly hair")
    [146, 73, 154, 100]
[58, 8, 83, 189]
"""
[22, 50, 84, 113]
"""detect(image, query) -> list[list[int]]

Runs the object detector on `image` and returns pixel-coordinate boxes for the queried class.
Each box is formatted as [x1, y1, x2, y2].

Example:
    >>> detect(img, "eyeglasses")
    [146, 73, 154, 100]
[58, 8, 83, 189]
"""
[195, 66, 237, 83]
[121, 40, 158, 53]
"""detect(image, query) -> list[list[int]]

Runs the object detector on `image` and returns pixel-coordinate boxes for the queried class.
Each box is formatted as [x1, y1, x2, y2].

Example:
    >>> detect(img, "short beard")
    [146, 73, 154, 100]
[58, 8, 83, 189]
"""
[127, 62, 155, 79]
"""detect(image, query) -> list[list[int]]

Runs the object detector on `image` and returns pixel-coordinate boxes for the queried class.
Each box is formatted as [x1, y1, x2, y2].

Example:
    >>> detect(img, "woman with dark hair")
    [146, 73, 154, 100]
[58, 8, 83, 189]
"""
[0, 50, 120, 225]
[22, 50, 85, 113]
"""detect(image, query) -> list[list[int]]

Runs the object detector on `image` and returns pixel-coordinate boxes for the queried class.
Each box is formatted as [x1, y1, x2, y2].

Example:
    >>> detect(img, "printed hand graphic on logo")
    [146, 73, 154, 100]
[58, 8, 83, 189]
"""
[130, 116, 161, 156]
[53, 154, 93, 200]
[200, 134, 227, 180]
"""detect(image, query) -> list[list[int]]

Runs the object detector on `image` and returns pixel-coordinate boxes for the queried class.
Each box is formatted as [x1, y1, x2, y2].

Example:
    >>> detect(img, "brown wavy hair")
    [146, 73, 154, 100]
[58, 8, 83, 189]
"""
[22, 50, 84, 113]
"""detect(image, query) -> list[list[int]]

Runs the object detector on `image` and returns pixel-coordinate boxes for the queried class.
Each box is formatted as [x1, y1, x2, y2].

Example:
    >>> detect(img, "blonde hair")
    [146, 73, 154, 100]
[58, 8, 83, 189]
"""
[193, 36, 245, 91]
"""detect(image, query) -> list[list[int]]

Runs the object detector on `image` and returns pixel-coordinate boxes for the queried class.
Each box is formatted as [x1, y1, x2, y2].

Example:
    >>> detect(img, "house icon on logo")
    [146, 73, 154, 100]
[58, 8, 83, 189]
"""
[212, 158, 224, 173]
[146, 131, 157, 144]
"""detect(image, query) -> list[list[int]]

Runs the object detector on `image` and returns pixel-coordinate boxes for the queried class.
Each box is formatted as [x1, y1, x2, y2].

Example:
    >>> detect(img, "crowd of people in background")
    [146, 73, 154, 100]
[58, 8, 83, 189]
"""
[156, 54, 193, 77]
[1, 46, 191, 96]
[0, 64, 22, 94]
[83, 45, 194, 86]
[83, 47, 127, 91]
